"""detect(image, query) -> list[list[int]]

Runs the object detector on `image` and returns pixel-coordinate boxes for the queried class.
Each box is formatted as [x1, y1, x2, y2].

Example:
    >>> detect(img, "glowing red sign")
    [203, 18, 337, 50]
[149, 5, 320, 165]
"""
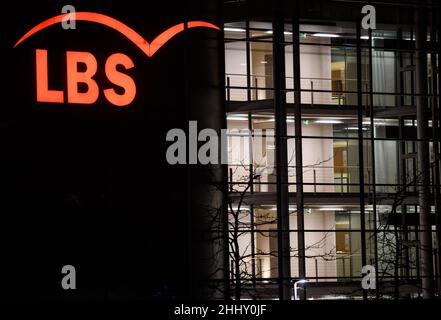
[15, 12, 220, 57]
[15, 12, 220, 106]
[35, 49, 136, 105]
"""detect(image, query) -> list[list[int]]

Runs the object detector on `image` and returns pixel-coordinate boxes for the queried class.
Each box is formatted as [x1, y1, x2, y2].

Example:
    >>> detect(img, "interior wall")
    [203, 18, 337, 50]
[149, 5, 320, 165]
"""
[226, 37, 333, 104]
[227, 120, 335, 193]
[287, 122, 335, 192]
[290, 210, 337, 279]
[225, 42, 247, 101]
[285, 38, 332, 104]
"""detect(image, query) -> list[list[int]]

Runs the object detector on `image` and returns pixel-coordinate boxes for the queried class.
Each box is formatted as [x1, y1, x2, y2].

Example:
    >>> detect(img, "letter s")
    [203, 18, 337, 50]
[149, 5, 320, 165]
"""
[104, 53, 136, 107]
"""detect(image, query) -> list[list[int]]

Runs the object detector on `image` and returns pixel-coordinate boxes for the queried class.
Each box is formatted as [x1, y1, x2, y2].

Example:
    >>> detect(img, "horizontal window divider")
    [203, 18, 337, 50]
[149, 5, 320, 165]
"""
[223, 134, 437, 142]
[224, 37, 439, 53]
[225, 229, 438, 233]
[225, 85, 439, 97]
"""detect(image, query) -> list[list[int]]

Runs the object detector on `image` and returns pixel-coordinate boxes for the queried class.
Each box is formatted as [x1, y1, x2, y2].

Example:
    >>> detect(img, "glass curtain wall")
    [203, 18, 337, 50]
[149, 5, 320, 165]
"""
[223, 0, 440, 300]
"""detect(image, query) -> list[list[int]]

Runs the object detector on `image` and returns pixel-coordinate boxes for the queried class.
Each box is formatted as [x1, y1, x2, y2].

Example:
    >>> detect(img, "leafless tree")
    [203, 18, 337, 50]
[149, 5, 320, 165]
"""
[368, 172, 426, 299]
[205, 149, 339, 300]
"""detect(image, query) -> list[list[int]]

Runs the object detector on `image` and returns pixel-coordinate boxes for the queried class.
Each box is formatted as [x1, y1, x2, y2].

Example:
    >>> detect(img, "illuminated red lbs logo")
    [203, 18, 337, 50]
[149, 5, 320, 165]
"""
[14, 12, 220, 107]
[36, 49, 135, 106]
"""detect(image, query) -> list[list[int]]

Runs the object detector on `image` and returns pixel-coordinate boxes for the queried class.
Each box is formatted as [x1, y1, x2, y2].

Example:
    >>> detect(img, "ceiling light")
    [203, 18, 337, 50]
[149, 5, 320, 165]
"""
[315, 119, 343, 124]
[269, 206, 297, 211]
[361, 35, 383, 40]
[227, 116, 248, 121]
[264, 30, 292, 35]
[256, 117, 275, 122]
[312, 33, 340, 38]
[319, 207, 345, 211]
[224, 27, 246, 33]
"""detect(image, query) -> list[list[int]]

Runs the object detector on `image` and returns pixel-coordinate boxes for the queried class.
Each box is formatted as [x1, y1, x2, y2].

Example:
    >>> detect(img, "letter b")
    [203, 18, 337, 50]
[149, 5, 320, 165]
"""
[67, 51, 99, 104]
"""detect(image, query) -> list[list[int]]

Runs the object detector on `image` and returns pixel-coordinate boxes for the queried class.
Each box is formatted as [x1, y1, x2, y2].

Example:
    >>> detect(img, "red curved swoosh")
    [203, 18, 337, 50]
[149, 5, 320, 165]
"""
[13, 12, 220, 57]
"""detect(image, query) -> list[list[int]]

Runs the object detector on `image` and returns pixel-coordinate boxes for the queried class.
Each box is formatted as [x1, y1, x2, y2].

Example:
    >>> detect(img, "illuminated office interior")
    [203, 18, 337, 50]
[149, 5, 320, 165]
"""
[222, 0, 440, 300]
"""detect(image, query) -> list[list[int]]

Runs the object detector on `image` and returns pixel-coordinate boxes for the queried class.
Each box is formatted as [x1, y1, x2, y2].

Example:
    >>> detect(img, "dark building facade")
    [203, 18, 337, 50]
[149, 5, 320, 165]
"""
[1, 0, 225, 299]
